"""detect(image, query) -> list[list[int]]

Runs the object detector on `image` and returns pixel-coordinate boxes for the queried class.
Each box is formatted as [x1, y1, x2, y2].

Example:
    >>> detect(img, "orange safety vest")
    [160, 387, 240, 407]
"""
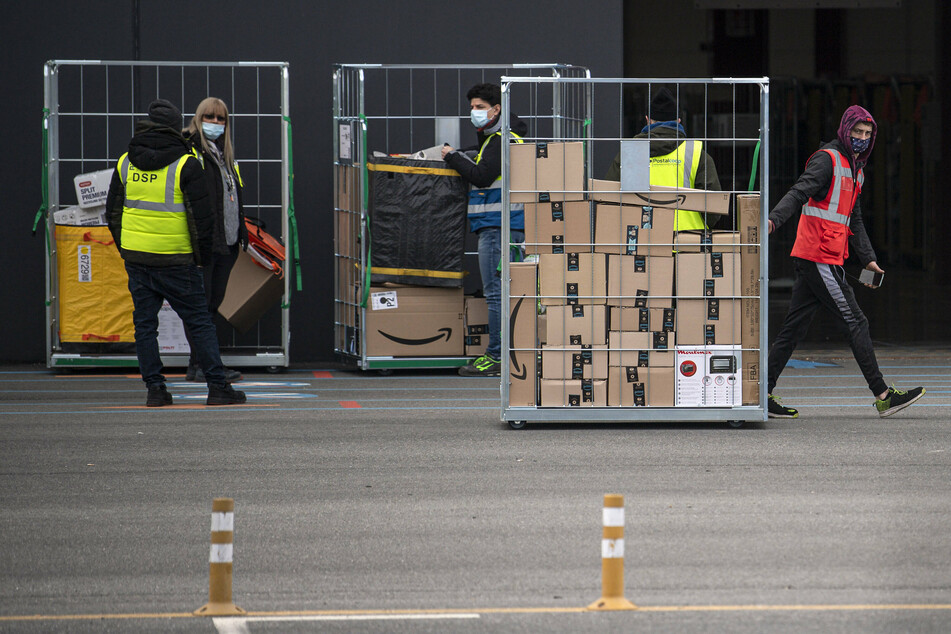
[790, 148, 864, 265]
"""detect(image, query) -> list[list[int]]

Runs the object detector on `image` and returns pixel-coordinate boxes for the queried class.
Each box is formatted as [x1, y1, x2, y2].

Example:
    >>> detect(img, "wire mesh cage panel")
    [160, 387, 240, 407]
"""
[332, 64, 590, 371]
[498, 76, 769, 426]
[43, 60, 291, 369]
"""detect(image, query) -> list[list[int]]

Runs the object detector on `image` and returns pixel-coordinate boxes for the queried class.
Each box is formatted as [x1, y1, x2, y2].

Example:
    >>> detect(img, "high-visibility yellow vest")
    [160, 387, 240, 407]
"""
[650, 140, 705, 231]
[117, 152, 194, 255]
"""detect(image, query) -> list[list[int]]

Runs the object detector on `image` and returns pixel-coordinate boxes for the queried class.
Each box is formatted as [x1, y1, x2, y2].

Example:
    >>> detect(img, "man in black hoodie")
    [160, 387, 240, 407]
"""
[105, 99, 246, 407]
[442, 83, 527, 377]
[765, 105, 924, 419]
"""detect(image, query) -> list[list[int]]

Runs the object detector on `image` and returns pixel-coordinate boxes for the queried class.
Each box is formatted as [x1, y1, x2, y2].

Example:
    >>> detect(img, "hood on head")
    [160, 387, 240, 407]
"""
[837, 105, 877, 164]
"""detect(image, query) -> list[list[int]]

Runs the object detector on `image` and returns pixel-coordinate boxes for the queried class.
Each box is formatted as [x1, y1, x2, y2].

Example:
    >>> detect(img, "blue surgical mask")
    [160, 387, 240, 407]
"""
[202, 122, 225, 141]
[470, 109, 490, 129]
[850, 136, 870, 154]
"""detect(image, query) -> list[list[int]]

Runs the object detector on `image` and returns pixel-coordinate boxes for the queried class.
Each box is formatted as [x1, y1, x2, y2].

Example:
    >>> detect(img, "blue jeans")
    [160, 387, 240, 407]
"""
[477, 228, 524, 361]
[125, 263, 226, 387]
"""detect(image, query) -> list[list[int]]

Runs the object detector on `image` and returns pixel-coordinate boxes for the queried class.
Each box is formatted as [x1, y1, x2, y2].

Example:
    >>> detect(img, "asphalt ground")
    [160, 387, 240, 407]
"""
[1, 344, 950, 633]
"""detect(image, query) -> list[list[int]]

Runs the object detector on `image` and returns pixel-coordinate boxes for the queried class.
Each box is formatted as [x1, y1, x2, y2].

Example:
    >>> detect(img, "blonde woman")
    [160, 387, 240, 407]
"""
[183, 97, 247, 382]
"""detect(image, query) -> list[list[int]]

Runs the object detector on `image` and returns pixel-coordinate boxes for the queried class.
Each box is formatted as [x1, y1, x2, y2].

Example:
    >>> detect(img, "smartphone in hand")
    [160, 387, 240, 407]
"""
[859, 269, 884, 288]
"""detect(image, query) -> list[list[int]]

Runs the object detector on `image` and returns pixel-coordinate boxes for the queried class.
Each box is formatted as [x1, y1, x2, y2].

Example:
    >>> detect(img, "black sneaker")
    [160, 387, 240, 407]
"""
[767, 394, 798, 419]
[207, 384, 247, 406]
[187, 366, 242, 382]
[875, 386, 925, 418]
[146, 384, 173, 407]
[458, 354, 501, 377]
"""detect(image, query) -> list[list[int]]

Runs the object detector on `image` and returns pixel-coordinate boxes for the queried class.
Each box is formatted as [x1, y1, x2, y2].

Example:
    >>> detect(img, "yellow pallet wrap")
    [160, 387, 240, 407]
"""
[56, 225, 135, 343]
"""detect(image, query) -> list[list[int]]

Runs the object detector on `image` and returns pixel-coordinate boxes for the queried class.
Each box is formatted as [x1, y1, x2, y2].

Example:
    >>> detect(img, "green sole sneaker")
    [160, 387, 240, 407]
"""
[876, 386, 925, 418]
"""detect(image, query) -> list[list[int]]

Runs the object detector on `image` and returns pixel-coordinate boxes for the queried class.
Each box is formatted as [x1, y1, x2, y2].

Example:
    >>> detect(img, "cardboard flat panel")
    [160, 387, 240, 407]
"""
[676, 299, 741, 346]
[607, 330, 675, 368]
[365, 286, 464, 356]
[675, 251, 740, 298]
[511, 142, 585, 203]
[539, 379, 607, 407]
[608, 366, 675, 407]
[219, 249, 284, 333]
[538, 253, 607, 306]
[606, 254, 674, 308]
[523, 200, 591, 254]
[541, 344, 609, 380]
[545, 304, 607, 346]
[594, 203, 675, 258]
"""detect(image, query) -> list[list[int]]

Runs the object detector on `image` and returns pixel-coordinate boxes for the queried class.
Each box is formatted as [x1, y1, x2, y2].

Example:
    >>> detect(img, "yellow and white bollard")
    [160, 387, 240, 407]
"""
[194, 497, 246, 616]
[587, 494, 638, 610]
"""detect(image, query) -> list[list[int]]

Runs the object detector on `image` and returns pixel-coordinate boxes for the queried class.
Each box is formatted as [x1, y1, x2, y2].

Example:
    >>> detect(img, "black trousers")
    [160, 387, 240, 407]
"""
[767, 257, 887, 397]
[185, 244, 240, 366]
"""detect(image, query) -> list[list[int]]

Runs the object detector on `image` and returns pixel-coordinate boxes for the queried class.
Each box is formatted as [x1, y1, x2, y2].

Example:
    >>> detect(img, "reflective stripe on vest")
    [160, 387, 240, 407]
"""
[790, 148, 863, 265]
[117, 152, 192, 254]
[649, 140, 704, 231]
[801, 149, 863, 225]
[467, 131, 524, 218]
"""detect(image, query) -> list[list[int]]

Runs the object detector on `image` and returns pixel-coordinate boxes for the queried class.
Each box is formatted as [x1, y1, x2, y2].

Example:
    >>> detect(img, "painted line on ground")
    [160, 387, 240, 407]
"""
[5, 603, 951, 624]
[339, 401, 361, 408]
[0, 405, 499, 416]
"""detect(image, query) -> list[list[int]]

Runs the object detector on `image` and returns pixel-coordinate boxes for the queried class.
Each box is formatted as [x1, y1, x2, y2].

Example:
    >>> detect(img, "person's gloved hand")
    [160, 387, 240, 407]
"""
[238, 222, 249, 251]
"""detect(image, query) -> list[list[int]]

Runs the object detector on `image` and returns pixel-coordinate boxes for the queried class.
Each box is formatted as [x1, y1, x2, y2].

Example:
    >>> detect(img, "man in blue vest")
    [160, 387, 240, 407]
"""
[765, 105, 924, 419]
[442, 83, 527, 377]
[604, 87, 721, 231]
[105, 99, 246, 407]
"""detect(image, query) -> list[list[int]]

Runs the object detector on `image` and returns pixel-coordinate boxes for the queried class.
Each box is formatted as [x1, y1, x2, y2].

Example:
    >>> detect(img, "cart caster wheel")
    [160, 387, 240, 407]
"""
[377, 369, 393, 376]
[509, 420, 526, 430]
[266, 366, 284, 374]
[728, 420, 744, 428]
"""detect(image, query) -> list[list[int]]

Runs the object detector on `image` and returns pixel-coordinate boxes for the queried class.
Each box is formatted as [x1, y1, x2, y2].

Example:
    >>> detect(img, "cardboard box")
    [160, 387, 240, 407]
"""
[540, 379, 607, 407]
[546, 304, 607, 345]
[588, 179, 730, 216]
[675, 345, 742, 407]
[524, 200, 591, 254]
[608, 366, 675, 407]
[73, 169, 113, 208]
[511, 142, 585, 203]
[537, 313, 548, 345]
[608, 330, 675, 368]
[594, 203, 675, 258]
[509, 350, 538, 406]
[607, 254, 674, 308]
[674, 230, 740, 253]
[675, 251, 740, 298]
[538, 253, 607, 306]
[737, 194, 762, 405]
[364, 285, 464, 356]
[541, 344, 608, 380]
[508, 262, 539, 406]
[609, 306, 675, 333]
[53, 204, 107, 226]
[676, 299, 741, 345]
[464, 297, 489, 356]
[218, 249, 284, 333]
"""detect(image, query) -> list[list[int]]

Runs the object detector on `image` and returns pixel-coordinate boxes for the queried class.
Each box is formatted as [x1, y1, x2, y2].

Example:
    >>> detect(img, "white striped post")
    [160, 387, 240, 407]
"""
[194, 498, 246, 616]
[587, 494, 638, 610]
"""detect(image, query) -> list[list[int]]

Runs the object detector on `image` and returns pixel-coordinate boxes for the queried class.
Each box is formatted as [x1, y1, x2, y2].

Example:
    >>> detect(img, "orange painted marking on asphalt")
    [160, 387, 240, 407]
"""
[339, 401, 361, 408]
[312, 371, 333, 378]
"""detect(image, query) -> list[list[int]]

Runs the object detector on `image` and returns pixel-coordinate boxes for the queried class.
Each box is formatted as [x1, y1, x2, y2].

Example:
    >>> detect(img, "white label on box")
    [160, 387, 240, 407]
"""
[675, 345, 741, 407]
[338, 122, 352, 161]
[371, 291, 398, 311]
[73, 169, 113, 208]
[77, 245, 92, 282]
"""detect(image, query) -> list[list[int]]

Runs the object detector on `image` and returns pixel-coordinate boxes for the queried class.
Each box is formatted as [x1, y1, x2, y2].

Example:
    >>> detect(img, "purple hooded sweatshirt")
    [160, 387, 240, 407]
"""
[838, 105, 877, 166]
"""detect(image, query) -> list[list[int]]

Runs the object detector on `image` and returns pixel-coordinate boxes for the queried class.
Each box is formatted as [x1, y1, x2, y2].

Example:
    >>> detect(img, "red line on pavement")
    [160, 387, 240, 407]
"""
[339, 401, 361, 408]
[313, 371, 333, 378]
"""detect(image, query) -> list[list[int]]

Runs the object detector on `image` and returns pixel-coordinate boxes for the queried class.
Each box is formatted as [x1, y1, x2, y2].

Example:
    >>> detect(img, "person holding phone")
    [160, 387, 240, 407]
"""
[765, 105, 924, 419]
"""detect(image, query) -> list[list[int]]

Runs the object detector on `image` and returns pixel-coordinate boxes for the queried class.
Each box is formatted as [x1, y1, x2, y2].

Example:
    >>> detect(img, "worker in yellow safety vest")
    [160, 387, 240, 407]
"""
[105, 99, 245, 408]
[604, 87, 721, 231]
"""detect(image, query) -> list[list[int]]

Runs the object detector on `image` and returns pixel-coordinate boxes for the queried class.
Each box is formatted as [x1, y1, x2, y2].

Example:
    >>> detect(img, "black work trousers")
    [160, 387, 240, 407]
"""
[767, 257, 887, 397]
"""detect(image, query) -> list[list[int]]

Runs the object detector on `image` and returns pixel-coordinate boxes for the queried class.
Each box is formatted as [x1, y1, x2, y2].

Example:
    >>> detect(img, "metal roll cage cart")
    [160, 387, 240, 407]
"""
[333, 63, 590, 371]
[499, 76, 769, 428]
[42, 60, 292, 371]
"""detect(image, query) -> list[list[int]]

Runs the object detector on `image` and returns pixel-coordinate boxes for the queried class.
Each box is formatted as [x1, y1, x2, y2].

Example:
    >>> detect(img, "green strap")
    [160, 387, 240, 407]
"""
[282, 115, 302, 299]
[748, 140, 761, 191]
[32, 108, 51, 244]
[359, 114, 372, 308]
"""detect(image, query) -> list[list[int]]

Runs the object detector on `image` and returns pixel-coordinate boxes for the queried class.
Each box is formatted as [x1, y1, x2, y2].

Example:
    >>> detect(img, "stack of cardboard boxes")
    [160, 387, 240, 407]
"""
[509, 141, 762, 409]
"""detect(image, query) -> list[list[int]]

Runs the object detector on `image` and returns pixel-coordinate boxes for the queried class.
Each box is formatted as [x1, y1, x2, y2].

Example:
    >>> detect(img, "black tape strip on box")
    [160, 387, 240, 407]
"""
[567, 253, 580, 271]
[704, 324, 716, 345]
[707, 298, 720, 320]
[626, 225, 638, 255]
[641, 206, 654, 229]
[552, 235, 564, 254]
[631, 383, 646, 406]
[710, 252, 724, 278]
[625, 366, 640, 382]
[551, 201, 564, 221]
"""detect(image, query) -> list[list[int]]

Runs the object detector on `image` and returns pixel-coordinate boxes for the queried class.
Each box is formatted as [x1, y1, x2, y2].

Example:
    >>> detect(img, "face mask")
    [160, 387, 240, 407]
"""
[202, 122, 225, 141]
[850, 136, 870, 154]
[470, 109, 491, 128]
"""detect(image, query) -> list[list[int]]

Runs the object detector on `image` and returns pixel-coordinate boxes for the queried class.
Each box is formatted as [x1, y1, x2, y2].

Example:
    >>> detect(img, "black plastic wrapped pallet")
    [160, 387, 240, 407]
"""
[368, 156, 468, 288]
